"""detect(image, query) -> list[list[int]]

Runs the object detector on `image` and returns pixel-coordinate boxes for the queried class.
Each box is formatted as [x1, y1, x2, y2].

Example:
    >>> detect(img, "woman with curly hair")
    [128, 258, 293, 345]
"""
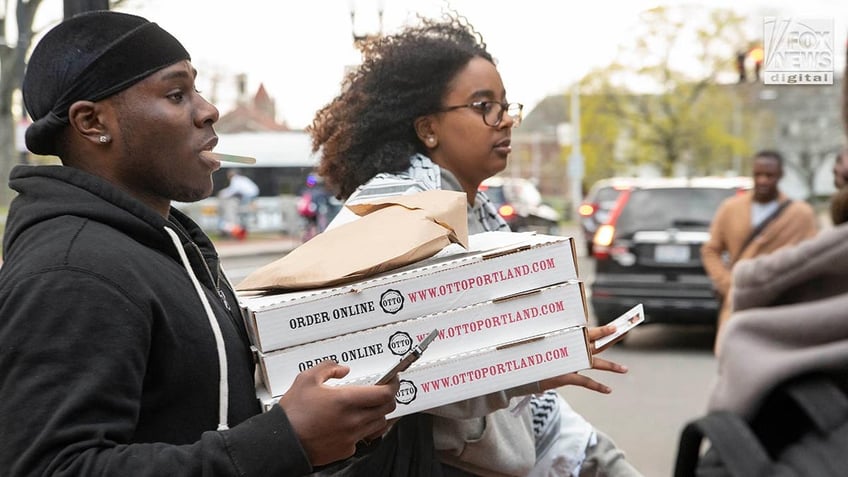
[308, 13, 642, 477]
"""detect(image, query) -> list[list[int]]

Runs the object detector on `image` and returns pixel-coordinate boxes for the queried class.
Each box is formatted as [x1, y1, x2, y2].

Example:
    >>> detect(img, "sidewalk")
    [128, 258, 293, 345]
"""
[212, 225, 585, 260]
[213, 234, 301, 259]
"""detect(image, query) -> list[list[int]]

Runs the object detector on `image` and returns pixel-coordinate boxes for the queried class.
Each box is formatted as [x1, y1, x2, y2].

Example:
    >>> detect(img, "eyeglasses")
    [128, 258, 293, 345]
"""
[440, 101, 523, 128]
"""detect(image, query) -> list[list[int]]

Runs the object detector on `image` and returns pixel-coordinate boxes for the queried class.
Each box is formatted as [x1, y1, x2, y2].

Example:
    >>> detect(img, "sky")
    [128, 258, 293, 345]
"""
[31, 0, 848, 129]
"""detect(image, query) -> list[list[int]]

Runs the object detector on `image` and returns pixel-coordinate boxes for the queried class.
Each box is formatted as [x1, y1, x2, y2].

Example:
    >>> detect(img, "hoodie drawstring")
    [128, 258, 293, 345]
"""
[164, 226, 230, 431]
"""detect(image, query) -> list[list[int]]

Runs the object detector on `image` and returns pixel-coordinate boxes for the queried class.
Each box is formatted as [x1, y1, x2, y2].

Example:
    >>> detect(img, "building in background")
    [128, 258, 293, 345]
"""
[215, 79, 291, 134]
[514, 77, 845, 203]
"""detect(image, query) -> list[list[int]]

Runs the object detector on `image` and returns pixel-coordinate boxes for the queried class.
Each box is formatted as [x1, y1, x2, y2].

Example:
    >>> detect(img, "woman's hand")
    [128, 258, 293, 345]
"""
[589, 324, 621, 353]
[537, 325, 628, 394]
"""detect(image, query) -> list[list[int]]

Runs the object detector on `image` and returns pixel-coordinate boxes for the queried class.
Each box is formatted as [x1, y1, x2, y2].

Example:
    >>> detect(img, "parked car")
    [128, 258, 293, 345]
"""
[578, 177, 642, 255]
[479, 177, 561, 234]
[589, 176, 752, 328]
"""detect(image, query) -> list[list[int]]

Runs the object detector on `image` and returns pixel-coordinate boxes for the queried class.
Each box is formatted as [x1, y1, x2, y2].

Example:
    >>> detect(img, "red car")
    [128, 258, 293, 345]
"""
[578, 178, 641, 255]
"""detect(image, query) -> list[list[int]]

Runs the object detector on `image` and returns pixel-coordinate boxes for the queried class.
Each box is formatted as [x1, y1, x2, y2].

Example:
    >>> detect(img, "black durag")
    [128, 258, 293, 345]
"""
[23, 10, 190, 156]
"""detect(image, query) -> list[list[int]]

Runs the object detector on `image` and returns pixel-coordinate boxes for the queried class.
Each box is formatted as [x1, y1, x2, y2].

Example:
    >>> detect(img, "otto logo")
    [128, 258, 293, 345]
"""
[396, 379, 417, 405]
[388, 332, 413, 356]
[380, 289, 404, 314]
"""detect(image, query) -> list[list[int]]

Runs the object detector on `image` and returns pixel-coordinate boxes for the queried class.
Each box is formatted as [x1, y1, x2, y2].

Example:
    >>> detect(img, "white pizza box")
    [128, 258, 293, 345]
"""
[257, 281, 588, 397]
[240, 231, 579, 352]
[258, 326, 591, 419]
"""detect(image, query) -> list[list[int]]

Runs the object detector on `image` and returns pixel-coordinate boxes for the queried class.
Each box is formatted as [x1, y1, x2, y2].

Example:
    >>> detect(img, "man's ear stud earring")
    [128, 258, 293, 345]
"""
[99, 135, 111, 144]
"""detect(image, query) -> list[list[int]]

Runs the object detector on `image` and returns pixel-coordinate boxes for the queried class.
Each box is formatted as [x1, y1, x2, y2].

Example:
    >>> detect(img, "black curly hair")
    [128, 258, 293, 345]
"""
[308, 13, 493, 199]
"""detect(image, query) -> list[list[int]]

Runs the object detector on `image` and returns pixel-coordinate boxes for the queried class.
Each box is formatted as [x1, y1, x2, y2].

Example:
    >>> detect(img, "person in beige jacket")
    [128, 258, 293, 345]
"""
[701, 150, 818, 354]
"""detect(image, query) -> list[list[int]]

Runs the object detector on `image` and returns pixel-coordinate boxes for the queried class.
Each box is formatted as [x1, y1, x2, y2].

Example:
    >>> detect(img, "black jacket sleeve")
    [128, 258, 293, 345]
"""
[0, 270, 312, 476]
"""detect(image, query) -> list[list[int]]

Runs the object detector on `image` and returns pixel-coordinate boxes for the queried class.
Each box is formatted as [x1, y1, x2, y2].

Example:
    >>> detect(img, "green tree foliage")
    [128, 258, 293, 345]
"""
[577, 6, 755, 179]
[559, 84, 622, 187]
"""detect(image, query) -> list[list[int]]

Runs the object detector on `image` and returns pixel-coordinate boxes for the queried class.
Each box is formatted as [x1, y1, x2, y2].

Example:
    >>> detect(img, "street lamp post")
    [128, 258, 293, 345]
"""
[349, 0, 383, 50]
[568, 85, 584, 220]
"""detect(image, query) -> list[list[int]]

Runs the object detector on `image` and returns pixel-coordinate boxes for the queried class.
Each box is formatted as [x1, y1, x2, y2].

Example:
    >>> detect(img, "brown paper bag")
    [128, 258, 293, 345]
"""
[236, 189, 468, 291]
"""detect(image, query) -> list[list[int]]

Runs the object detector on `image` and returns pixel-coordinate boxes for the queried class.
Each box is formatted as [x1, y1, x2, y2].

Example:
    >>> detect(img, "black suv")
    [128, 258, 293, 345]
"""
[589, 177, 751, 327]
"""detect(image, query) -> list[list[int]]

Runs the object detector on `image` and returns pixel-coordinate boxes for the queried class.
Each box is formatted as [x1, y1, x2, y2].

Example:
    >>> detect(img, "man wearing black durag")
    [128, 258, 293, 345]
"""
[0, 11, 397, 476]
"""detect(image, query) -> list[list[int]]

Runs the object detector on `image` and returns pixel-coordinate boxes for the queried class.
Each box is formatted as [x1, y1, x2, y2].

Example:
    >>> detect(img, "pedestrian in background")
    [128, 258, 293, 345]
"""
[218, 168, 259, 238]
[701, 149, 818, 354]
[830, 147, 848, 226]
[0, 11, 398, 476]
[297, 173, 342, 241]
[310, 12, 641, 477]
[832, 147, 848, 189]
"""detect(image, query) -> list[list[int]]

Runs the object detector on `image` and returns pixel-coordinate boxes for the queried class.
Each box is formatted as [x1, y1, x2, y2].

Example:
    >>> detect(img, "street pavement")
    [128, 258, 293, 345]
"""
[214, 234, 302, 259]
[213, 223, 589, 259]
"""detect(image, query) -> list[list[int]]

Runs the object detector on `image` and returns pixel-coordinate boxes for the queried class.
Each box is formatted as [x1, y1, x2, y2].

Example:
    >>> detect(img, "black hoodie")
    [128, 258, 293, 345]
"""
[0, 165, 311, 476]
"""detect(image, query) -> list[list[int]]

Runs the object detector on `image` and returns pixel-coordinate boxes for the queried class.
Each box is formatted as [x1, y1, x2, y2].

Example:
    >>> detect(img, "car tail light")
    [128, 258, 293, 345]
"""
[593, 226, 636, 265]
[592, 189, 631, 260]
[578, 203, 596, 217]
[594, 224, 615, 247]
[592, 225, 615, 259]
[498, 204, 516, 219]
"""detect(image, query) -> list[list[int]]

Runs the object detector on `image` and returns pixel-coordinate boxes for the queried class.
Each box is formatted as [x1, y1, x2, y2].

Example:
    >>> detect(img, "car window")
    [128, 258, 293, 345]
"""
[615, 187, 735, 236]
[595, 187, 624, 213]
[594, 186, 621, 204]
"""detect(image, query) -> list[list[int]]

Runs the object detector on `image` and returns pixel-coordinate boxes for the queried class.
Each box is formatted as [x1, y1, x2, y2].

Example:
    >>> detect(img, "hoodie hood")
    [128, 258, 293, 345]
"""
[4, 165, 214, 261]
[4, 164, 234, 431]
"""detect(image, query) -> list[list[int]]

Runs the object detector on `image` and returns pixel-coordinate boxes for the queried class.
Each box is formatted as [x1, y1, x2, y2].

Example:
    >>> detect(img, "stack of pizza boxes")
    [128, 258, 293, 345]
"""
[238, 231, 591, 418]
